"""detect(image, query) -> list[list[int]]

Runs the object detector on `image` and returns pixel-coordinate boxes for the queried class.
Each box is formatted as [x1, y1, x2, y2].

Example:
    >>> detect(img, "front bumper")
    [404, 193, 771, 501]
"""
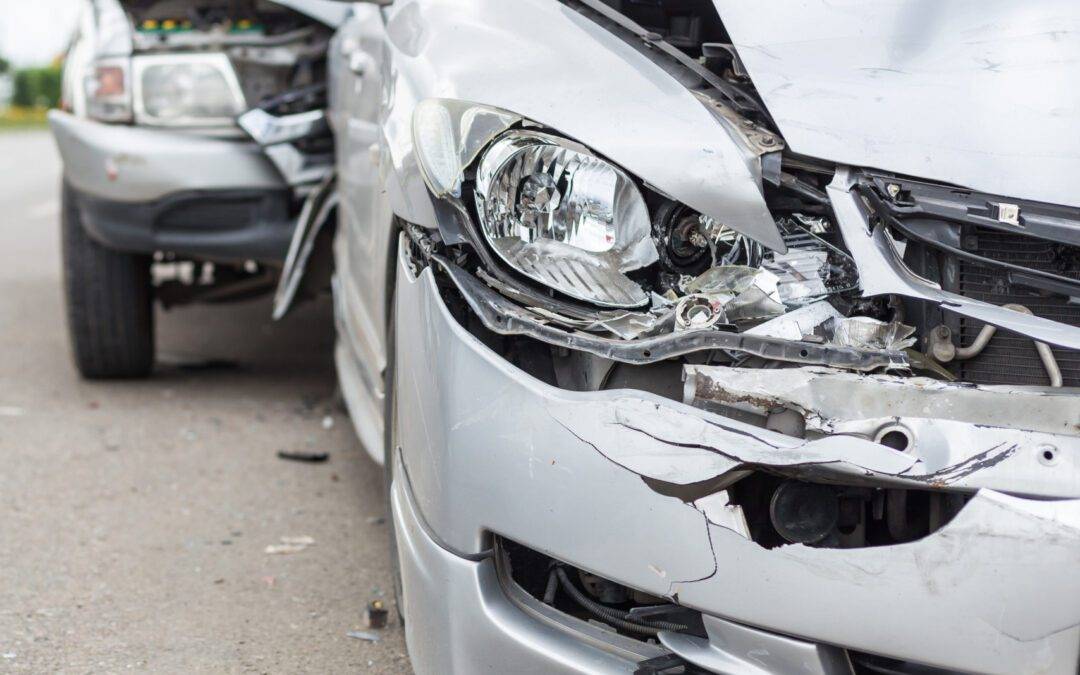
[393, 250, 1080, 674]
[48, 111, 285, 203]
[49, 111, 293, 263]
[69, 185, 294, 264]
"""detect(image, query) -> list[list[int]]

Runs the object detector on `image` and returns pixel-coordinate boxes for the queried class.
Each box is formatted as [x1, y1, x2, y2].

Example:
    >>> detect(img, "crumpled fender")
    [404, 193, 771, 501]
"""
[377, 0, 784, 250]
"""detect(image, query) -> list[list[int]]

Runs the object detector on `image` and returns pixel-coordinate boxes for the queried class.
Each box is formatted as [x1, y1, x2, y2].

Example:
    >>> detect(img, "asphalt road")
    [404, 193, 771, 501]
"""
[0, 130, 410, 673]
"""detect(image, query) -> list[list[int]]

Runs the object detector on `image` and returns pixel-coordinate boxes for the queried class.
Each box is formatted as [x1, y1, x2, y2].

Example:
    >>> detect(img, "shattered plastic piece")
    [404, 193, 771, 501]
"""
[826, 316, 916, 352]
[264, 536, 315, 554]
[346, 630, 381, 642]
[281, 536, 315, 545]
[766, 249, 829, 302]
[264, 544, 308, 555]
[277, 450, 330, 463]
[744, 301, 842, 341]
[364, 600, 389, 629]
[675, 294, 726, 331]
[682, 266, 785, 323]
[528, 305, 664, 340]
[765, 215, 860, 306]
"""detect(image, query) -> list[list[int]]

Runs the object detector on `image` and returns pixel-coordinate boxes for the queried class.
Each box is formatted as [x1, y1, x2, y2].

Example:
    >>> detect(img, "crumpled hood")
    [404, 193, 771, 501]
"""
[714, 0, 1080, 208]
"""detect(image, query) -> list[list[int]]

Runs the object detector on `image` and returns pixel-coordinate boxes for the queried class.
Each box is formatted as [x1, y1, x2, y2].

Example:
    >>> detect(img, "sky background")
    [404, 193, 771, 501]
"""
[1, 0, 83, 67]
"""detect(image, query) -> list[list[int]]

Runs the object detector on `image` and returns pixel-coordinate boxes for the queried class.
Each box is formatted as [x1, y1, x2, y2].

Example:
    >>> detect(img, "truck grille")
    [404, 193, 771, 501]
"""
[957, 228, 1080, 387]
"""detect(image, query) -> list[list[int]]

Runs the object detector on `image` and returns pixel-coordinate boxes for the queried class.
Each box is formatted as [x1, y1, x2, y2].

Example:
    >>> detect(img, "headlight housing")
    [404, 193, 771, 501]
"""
[132, 53, 246, 127]
[414, 100, 658, 308]
[84, 53, 245, 127]
[474, 131, 657, 307]
[84, 57, 132, 122]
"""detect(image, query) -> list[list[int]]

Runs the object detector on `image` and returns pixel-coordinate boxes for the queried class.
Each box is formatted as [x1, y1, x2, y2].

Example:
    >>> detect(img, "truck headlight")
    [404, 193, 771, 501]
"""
[474, 131, 657, 307]
[132, 53, 246, 127]
[84, 53, 244, 126]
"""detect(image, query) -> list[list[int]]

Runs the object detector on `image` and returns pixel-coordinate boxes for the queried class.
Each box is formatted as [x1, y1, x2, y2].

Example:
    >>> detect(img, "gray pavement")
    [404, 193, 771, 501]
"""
[0, 130, 410, 673]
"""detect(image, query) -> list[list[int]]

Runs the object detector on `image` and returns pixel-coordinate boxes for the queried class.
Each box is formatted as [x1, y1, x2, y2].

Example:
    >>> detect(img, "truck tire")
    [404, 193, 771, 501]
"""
[61, 183, 155, 378]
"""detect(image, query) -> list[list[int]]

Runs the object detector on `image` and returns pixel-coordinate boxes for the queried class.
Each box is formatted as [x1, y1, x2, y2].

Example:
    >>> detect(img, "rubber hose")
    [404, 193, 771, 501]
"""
[554, 567, 687, 635]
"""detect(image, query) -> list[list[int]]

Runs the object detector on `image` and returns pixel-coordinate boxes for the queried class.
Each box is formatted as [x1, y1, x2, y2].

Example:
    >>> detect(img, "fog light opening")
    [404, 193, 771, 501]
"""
[875, 425, 913, 452]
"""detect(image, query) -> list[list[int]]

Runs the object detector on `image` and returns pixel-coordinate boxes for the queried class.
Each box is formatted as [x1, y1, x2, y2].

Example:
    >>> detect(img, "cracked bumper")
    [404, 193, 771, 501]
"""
[393, 251, 1080, 674]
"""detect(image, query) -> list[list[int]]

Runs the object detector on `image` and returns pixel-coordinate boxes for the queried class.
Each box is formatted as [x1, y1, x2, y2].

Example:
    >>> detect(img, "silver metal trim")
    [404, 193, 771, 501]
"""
[238, 107, 328, 147]
[828, 168, 1080, 350]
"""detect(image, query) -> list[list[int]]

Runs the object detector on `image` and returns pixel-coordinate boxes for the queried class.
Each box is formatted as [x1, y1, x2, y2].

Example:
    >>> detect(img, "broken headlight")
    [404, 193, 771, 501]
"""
[474, 131, 657, 307]
[413, 99, 658, 308]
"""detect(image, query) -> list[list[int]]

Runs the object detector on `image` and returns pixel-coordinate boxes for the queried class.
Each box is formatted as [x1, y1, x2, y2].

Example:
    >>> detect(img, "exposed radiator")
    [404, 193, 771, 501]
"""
[957, 228, 1080, 387]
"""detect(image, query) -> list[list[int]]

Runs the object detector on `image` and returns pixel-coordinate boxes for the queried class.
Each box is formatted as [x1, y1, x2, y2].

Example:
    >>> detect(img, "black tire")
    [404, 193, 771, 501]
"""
[383, 289, 406, 628]
[61, 183, 155, 379]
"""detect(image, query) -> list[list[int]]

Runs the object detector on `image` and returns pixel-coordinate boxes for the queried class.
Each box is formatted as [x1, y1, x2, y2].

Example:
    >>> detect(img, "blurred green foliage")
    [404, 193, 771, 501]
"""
[12, 66, 62, 109]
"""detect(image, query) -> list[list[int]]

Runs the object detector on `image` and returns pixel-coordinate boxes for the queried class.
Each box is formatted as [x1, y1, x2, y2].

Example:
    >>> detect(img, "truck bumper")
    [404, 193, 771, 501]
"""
[48, 111, 293, 263]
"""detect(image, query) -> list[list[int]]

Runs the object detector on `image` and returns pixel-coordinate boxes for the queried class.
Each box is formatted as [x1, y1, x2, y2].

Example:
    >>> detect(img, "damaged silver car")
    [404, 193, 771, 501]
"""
[49, 0, 343, 377]
[285, 0, 1080, 673]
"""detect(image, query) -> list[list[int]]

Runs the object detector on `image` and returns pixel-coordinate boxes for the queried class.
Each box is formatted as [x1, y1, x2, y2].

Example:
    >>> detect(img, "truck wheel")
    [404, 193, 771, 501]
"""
[61, 184, 155, 378]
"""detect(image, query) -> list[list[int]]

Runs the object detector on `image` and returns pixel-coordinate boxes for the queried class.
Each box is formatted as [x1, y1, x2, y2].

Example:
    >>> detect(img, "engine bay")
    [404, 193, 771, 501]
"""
[411, 0, 1080, 393]
[119, 0, 333, 110]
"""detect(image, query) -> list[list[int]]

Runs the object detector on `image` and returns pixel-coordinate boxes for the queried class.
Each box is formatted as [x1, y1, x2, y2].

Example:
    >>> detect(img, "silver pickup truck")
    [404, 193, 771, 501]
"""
[50, 0, 342, 377]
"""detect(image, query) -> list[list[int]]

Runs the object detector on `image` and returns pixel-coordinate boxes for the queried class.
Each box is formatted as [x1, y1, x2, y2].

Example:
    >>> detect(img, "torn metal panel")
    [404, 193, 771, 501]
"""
[829, 168, 1080, 350]
[393, 258, 1080, 674]
[685, 365, 1079, 437]
[272, 173, 338, 320]
[433, 255, 907, 371]
[680, 490, 1080, 675]
[684, 365, 1080, 498]
[549, 391, 1077, 497]
[548, 396, 934, 488]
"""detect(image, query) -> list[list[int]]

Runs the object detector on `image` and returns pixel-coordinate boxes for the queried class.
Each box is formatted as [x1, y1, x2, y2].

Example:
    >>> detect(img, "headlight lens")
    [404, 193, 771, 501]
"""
[84, 57, 132, 122]
[133, 53, 245, 127]
[474, 131, 657, 307]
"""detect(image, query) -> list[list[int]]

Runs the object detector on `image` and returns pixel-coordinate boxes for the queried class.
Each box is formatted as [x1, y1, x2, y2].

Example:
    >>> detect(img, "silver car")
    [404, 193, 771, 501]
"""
[297, 2, 1080, 673]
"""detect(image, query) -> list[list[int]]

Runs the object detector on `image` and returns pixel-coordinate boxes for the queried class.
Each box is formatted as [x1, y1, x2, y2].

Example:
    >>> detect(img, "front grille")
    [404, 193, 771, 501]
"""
[157, 197, 260, 232]
[957, 228, 1080, 387]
